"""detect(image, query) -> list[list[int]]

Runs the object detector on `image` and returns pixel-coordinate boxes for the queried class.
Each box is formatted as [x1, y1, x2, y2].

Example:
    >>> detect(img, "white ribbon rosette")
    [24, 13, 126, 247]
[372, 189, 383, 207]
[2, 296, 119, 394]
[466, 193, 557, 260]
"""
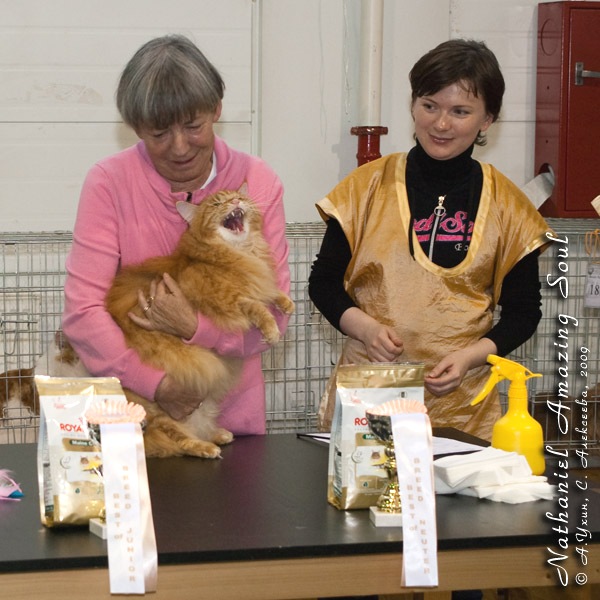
[86, 398, 157, 595]
[370, 398, 439, 588]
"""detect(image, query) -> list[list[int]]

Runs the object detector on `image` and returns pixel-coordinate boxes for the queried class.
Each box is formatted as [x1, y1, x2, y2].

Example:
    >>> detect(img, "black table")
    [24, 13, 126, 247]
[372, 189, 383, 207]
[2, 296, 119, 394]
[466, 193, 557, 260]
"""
[1, 432, 599, 599]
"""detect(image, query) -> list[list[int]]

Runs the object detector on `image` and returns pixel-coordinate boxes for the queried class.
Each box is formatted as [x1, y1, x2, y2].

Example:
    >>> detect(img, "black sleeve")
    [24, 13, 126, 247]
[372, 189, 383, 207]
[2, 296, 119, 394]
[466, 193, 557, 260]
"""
[308, 219, 357, 332]
[483, 249, 542, 356]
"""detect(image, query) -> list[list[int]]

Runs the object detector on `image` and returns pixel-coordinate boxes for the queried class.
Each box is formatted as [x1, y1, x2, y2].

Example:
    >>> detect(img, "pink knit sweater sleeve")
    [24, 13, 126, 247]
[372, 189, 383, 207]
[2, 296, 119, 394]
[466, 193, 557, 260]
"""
[62, 161, 165, 400]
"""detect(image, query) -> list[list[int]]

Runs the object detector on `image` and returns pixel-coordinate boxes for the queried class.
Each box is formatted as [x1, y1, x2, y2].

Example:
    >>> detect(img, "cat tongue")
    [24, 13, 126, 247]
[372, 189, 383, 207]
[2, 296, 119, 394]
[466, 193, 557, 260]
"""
[223, 208, 245, 232]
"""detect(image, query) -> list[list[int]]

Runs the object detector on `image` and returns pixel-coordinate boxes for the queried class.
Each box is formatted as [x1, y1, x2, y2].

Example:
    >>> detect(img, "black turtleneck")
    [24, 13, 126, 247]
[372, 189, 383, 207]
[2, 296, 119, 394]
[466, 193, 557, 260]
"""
[406, 141, 482, 267]
[308, 147, 542, 357]
[408, 139, 478, 200]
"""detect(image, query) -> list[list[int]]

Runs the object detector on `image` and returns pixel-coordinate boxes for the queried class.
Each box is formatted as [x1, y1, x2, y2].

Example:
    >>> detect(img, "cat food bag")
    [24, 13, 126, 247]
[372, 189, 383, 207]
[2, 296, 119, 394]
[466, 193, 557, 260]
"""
[327, 363, 425, 510]
[35, 376, 126, 527]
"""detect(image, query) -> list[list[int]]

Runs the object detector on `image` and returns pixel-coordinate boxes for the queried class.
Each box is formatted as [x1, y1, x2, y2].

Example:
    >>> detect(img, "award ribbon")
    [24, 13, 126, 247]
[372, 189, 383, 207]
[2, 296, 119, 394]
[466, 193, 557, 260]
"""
[87, 399, 157, 594]
[392, 411, 439, 588]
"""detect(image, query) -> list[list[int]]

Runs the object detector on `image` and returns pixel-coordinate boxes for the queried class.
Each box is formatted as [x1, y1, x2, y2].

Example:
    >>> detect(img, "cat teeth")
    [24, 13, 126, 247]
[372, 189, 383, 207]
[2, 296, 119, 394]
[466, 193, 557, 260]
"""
[223, 207, 246, 232]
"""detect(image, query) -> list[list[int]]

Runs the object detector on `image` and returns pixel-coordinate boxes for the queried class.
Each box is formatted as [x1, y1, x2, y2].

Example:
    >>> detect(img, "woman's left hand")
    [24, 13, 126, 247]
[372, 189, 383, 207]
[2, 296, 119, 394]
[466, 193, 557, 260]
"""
[425, 338, 498, 397]
[129, 272, 198, 339]
[424, 351, 470, 396]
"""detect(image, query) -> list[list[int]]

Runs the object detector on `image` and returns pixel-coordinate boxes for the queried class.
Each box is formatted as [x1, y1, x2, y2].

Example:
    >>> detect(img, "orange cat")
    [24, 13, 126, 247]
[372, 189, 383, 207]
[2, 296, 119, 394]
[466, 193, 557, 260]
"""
[105, 185, 294, 458]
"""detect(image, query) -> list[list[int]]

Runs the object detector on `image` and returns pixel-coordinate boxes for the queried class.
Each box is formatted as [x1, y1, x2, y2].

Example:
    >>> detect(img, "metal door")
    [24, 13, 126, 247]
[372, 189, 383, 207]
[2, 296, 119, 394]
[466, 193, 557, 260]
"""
[536, 1, 600, 217]
[567, 8, 600, 213]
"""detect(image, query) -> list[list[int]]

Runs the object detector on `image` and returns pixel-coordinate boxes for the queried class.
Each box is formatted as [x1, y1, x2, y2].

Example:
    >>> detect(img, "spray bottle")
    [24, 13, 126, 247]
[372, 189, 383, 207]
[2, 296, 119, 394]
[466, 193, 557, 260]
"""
[471, 355, 545, 475]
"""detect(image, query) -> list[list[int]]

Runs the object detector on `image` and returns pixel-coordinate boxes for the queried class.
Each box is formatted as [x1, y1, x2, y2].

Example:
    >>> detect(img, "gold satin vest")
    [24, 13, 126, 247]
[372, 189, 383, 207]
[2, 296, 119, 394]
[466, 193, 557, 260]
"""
[317, 153, 552, 441]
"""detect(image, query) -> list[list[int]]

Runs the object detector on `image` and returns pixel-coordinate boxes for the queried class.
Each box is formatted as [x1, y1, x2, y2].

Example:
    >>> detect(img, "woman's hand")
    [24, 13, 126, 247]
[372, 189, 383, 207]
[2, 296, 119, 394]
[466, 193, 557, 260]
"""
[129, 273, 198, 339]
[154, 374, 203, 420]
[425, 338, 497, 396]
[339, 307, 404, 362]
[425, 352, 470, 396]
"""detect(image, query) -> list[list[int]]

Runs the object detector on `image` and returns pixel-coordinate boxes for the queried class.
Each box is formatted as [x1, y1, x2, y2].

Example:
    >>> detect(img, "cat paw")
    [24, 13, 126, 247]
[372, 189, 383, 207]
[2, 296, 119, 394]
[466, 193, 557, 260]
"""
[277, 295, 295, 315]
[202, 445, 223, 459]
[213, 428, 234, 445]
[261, 326, 281, 345]
[181, 439, 223, 459]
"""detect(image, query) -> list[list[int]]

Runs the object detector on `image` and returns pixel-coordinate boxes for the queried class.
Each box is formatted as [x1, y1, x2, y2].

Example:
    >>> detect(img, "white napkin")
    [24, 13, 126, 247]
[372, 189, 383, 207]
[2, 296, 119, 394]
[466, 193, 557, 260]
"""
[433, 447, 555, 504]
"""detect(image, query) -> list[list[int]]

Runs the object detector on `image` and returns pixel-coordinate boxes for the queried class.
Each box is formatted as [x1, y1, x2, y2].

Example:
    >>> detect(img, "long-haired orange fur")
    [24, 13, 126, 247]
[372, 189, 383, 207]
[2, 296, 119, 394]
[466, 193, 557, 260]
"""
[105, 184, 294, 458]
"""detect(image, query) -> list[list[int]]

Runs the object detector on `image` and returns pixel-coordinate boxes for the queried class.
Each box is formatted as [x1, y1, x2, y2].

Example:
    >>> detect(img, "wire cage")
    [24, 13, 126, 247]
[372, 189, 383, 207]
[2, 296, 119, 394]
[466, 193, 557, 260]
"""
[261, 222, 343, 433]
[0, 232, 73, 444]
[521, 219, 600, 457]
[1, 219, 599, 455]
[0, 225, 343, 443]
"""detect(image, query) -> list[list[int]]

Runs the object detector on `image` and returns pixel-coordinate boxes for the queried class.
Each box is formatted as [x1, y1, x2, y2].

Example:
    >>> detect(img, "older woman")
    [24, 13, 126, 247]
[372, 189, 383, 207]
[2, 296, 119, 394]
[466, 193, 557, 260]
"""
[62, 35, 291, 433]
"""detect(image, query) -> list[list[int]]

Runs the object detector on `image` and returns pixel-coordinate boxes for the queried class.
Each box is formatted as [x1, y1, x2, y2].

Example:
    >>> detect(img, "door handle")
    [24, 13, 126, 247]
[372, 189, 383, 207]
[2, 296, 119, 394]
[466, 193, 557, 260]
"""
[575, 62, 600, 86]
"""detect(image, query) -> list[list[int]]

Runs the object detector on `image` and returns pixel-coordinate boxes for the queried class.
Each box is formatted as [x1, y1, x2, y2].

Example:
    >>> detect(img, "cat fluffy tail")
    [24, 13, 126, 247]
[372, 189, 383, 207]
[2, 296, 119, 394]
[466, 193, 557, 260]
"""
[124, 328, 242, 403]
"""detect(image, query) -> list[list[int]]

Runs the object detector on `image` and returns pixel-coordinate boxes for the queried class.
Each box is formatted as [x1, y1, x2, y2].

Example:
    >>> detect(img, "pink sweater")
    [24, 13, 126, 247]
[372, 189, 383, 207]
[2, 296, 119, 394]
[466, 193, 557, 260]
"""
[62, 137, 291, 435]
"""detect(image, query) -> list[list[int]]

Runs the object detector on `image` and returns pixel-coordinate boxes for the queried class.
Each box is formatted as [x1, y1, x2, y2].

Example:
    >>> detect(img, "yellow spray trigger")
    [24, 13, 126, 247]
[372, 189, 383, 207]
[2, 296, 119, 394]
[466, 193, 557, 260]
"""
[470, 354, 545, 475]
[471, 354, 541, 406]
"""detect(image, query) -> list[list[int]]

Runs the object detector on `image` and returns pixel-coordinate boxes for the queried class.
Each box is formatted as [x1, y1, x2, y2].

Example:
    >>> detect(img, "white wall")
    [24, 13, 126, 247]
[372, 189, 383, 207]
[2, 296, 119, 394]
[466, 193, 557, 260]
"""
[0, 0, 565, 230]
[262, 0, 554, 223]
[0, 0, 255, 232]
[448, 0, 542, 199]
[261, 0, 450, 223]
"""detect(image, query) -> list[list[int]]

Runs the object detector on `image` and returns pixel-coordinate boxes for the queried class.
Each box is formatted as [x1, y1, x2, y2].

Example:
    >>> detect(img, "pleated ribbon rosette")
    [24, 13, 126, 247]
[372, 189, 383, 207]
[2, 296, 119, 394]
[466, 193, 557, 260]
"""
[370, 398, 438, 588]
[86, 399, 157, 594]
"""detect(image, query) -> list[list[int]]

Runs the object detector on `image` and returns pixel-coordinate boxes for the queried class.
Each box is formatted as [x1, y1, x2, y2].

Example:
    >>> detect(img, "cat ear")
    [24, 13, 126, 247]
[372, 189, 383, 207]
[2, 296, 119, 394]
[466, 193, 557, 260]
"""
[176, 201, 198, 224]
[237, 181, 249, 196]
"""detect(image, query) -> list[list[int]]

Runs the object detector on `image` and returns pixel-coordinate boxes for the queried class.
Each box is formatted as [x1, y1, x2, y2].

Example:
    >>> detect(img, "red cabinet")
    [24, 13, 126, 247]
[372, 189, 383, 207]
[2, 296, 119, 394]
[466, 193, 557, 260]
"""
[536, 1, 600, 217]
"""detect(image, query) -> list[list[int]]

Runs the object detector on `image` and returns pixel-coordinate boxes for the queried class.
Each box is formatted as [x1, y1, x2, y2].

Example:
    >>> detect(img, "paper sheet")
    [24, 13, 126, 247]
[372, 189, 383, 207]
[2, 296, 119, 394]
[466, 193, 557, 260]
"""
[432, 437, 485, 456]
[299, 433, 485, 457]
[520, 171, 555, 209]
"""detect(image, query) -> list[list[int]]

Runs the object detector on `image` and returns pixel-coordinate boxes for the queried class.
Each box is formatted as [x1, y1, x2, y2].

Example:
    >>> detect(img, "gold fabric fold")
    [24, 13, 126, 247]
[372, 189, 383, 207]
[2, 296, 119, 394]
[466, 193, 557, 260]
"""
[317, 153, 552, 441]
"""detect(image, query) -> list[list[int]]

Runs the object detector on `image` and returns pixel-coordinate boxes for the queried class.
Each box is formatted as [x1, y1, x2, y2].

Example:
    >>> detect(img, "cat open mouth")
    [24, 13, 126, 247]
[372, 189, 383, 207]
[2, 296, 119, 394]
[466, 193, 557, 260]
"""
[222, 207, 246, 233]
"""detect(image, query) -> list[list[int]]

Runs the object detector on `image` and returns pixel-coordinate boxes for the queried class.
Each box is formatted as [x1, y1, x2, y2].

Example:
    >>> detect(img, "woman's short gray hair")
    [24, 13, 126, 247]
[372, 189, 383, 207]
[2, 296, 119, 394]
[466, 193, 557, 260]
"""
[116, 34, 225, 131]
